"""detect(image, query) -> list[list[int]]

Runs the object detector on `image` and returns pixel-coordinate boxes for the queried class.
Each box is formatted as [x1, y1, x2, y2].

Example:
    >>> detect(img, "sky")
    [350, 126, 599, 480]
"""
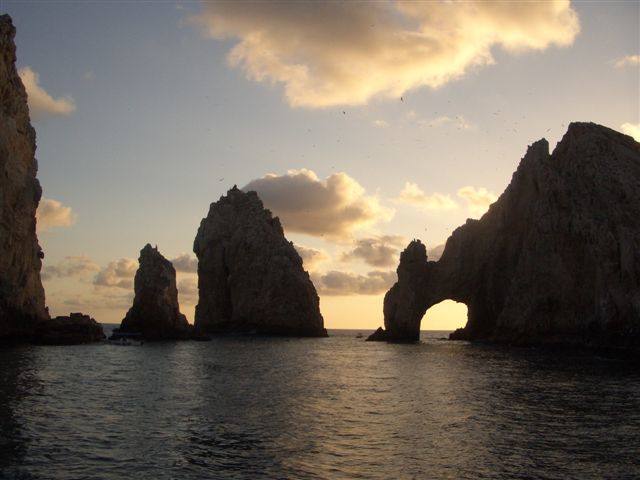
[2, 1, 638, 330]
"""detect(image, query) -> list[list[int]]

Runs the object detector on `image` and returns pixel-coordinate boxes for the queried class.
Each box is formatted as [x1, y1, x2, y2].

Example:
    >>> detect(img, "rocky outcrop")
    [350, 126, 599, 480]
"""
[35, 313, 105, 345]
[0, 15, 48, 341]
[119, 244, 191, 340]
[193, 186, 326, 336]
[365, 327, 388, 342]
[374, 123, 640, 351]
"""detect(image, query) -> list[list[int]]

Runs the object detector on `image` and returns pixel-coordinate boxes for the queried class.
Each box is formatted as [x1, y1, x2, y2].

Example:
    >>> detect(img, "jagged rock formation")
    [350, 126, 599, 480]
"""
[119, 244, 190, 340]
[35, 313, 105, 345]
[373, 123, 640, 350]
[0, 15, 48, 340]
[193, 186, 326, 336]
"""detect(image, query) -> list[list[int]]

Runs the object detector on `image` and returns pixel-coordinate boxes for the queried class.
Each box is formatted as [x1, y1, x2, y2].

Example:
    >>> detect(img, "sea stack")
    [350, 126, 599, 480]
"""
[372, 123, 640, 351]
[0, 15, 48, 340]
[119, 244, 190, 340]
[193, 186, 326, 337]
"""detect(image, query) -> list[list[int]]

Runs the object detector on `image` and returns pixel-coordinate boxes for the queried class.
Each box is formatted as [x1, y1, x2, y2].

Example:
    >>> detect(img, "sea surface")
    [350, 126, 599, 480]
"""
[0, 326, 639, 480]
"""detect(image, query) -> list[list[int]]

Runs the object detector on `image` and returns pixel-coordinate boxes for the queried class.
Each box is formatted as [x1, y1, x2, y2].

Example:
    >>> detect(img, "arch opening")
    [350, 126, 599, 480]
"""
[421, 299, 468, 333]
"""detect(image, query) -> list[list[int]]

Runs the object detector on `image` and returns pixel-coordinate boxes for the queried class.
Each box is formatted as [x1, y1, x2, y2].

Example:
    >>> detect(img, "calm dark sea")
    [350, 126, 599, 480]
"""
[0, 326, 639, 480]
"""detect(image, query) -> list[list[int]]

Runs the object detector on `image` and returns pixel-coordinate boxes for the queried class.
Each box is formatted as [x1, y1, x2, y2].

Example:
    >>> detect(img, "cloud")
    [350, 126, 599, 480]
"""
[18, 67, 76, 120]
[171, 253, 198, 273]
[621, 123, 640, 141]
[60, 291, 133, 311]
[427, 244, 446, 262]
[93, 258, 137, 289]
[396, 182, 457, 211]
[614, 55, 640, 68]
[243, 169, 393, 239]
[457, 186, 497, 215]
[42, 255, 99, 281]
[312, 270, 396, 296]
[177, 277, 198, 304]
[341, 235, 405, 268]
[373, 119, 389, 128]
[418, 115, 475, 130]
[36, 198, 77, 232]
[191, 1, 579, 108]
[294, 245, 329, 271]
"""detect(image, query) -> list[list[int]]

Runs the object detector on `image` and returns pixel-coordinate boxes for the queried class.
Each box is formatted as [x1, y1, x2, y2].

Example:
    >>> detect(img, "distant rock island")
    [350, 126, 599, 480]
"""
[0, 14, 104, 344]
[118, 244, 191, 340]
[35, 313, 105, 345]
[193, 186, 326, 337]
[370, 123, 640, 351]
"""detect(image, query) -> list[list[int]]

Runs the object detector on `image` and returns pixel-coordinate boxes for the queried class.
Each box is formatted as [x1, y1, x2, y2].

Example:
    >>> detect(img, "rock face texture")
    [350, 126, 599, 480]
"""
[35, 313, 105, 345]
[0, 15, 48, 340]
[376, 123, 640, 350]
[119, 244, 190, 340]
[193, 186, 326, 336]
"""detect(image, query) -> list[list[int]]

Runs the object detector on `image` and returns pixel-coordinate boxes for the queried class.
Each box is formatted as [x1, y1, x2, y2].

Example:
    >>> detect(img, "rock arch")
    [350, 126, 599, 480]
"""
[373, 124, 640, 349]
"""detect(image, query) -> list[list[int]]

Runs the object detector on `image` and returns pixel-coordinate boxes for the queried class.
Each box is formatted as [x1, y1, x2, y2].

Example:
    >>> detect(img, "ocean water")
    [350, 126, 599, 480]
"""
[0, 327, 638, 480]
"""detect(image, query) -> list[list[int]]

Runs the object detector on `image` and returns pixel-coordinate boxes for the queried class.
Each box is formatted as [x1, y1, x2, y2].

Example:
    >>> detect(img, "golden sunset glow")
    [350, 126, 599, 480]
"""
[7, 0, 637, 331]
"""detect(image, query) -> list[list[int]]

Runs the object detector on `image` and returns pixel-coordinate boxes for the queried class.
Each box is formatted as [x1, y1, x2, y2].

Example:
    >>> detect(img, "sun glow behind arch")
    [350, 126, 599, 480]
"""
[422, 299, 468, 331]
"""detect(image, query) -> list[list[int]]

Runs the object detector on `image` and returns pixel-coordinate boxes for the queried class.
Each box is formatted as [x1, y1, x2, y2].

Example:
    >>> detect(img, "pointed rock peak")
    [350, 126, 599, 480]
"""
[525, 138, 550, 159]
[119, 244, 189, 340]
[139, 243, 165, 262]
[141, 243, 156, 254]
[214, 185, 265, 214]
[401, 240, 427, 263]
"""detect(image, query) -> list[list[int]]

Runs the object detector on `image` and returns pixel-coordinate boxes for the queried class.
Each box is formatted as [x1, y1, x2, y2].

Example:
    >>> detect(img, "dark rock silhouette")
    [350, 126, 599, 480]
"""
[119, 244, 191, 340]
[373, 123, 640, 351]
[0, 15, 48, 340]
[366, 327, 387, 342]
[35, 313, 105, 345]
[193, 186, 326, 336]
[0, 15, 103, 346]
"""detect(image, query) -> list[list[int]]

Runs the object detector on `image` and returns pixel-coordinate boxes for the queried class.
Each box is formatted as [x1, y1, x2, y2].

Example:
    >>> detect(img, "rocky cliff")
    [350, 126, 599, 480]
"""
[193, 186, 326, 336]
[119, 244, 191, 340]
[373, 123, 640, 350]
[0, 15, 48, 340]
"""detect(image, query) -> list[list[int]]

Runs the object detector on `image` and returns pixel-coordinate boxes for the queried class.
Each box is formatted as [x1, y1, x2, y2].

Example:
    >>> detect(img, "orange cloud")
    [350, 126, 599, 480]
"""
[294, 245, 330, 271]
[19, 67, 76, 120]
[396, 182, 457, 211]
[243, 169, 393, 239]
[621, 123, 640, 141]
[312, 270, 396, 296]
[36, 198, 77, 232]
[457, 186, 498, 216]
[192, 1, 579, 108]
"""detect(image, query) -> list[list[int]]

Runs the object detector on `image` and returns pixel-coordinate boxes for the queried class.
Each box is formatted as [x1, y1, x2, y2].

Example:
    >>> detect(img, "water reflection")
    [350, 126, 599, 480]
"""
[0, 346, 38, 477]
[0, 331, 638, 479]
